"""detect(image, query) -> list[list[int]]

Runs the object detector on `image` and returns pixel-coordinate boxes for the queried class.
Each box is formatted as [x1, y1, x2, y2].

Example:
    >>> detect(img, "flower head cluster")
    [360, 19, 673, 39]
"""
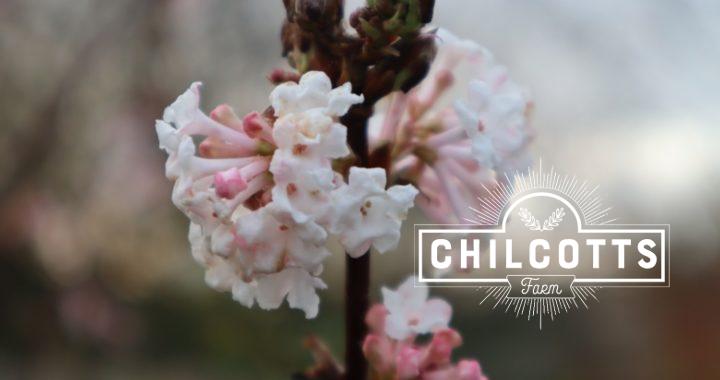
[370, 29, 534, 224]
[156, 71, 418, 318]
[363, 277, 488, 380]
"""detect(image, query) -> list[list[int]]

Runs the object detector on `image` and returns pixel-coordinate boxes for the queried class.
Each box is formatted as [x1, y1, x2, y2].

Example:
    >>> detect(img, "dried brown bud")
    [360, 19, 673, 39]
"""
[418, 0, 435, 23]
[268, 68, 301, 85]
[292, 0, 343, 30]
[396, 33, 436, 92]
[349, 7, 370, 30]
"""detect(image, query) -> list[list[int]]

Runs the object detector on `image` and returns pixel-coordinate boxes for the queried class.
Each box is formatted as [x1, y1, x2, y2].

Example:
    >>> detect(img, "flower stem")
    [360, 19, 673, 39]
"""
[345, 253, 370, 380]
[343, 105, 371, 380]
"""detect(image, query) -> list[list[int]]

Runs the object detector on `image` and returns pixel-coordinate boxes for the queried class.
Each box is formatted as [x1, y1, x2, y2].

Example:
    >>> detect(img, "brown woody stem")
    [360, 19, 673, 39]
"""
[345, 253, 370, 380]
[342, 105, 372, 380]
[280, 2, 437, 378]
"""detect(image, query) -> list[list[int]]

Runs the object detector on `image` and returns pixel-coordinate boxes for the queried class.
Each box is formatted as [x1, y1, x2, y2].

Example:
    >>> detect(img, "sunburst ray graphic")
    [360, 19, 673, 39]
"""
[466, 160, 615, 227]
[469, 161, 611, 329]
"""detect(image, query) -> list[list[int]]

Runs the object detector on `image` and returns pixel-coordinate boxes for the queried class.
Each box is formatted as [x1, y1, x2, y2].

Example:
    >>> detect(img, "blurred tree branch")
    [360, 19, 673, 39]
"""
[0, 1, 150, 199]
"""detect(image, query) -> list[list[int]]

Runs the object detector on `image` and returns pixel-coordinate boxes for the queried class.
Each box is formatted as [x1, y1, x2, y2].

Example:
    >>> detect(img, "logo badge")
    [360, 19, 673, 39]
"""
[415, 164, 669, 328]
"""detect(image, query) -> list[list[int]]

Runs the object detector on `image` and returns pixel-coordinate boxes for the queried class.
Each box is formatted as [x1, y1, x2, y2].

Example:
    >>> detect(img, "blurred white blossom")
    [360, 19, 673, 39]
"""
[369, 29, 534, 224]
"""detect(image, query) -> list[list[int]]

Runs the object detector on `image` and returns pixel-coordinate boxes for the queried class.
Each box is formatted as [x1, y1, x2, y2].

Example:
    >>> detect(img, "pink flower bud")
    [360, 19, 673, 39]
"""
[267, 68, 300, 84]
[365, 304, 388, 333]
[210, 104, 244, 132]
[214, 167, 248, 199]
[199, 137, 251, 158]
[425, 328, 462, 366]
[409, 69, 455, 120]
[396, 345, 423, 379]
[435, 69, 455, 91]
[362, 334, 394, 374]
[242, 111, 274, 143]
[455, 359, 486, 380]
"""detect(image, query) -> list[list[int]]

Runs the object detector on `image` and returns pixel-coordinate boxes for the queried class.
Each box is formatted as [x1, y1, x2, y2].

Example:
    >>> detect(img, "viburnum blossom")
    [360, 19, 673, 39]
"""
[329, 167, 418, 257]
[152, 1, 533, 377]
[369, 29, 534, 224]
[363, 277, 488, 380]
[381, 276, 451, 340]
[156, 71, 418, 318]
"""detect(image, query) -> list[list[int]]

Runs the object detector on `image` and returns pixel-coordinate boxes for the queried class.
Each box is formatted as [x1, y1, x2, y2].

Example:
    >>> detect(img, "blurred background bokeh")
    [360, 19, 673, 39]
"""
[1, 0, 718, 379]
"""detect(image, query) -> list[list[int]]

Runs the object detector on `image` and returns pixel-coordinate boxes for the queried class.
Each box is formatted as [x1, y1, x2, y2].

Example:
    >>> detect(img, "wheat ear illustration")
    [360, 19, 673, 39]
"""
[541, 207, 566, 231]
[518, 208, 543, 231]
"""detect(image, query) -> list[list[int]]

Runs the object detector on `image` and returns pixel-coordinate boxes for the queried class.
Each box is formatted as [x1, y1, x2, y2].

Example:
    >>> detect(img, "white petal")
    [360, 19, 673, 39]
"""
[415, 298, 452, 333]
[469, 134, 494, 168]
[380, 277, 450, 339]
[210, 223, 235, 258]
[381, 286, 405, 315]
[298, 70, 332, 93]
[323, 123, 351, 158]
[231, 280, 256, 308]
[254, 268, 326, 318]
[453, 100, 480, 137]
[155, 120, 181, 152]
[349, 167, 387, 189]
[188, 222, 211, 265]
[204, 258, 237, 291]
[327, 82, 363, 116]
[396, 277, 428, 310]
[163, 82, 202, 126]
[269, 151, 337, 224]
[329, 168, 417, 255]
[385, 312, 412, 340]
[269, 71, 361, 118]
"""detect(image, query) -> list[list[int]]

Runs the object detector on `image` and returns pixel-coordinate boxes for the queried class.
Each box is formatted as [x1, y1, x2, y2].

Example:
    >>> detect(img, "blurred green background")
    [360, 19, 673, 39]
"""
[1, 1, 718, 379]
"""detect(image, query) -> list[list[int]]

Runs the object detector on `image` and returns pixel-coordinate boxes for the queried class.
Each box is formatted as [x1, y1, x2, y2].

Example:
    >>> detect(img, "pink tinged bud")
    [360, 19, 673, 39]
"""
[378, 92, 409, 142]
[238, 158, 270, 181]
[437, 145, 476, 165]
[440, 159, 492, 194]
[242, 111, 274, 143]
[267, 68, 300, 84]
[395, 345, 423, 380]
[214, 168, 248, 199]
[210, 104, 244, 132]
[214, 174, 272, 220]
[456, 360, 486, 380]
[365, 304, 388, 333]
[212, 158, 269, 199]
[425, 328, 462, 366]
[425, 127, 467, 149]
[415, 171, 456, 225]
[185, 155, 260, 180]
[362, 334, 394, 375]
[415, 192, 455, 225]
[409, 69, 455, 120]
[431, 164, 471, 222]
[179, 111, 256, 154]
[199, 137, 253, 158]
[435, 69, 455, 91]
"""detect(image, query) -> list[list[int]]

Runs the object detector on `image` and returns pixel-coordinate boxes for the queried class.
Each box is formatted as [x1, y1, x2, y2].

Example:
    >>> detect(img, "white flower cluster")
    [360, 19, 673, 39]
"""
[380, 277, 451, 340]
[363, 277, 488, 380]
[156, 72, 418, 318]
[369, 29, 534, 224]
[441, 29, 533, 176]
